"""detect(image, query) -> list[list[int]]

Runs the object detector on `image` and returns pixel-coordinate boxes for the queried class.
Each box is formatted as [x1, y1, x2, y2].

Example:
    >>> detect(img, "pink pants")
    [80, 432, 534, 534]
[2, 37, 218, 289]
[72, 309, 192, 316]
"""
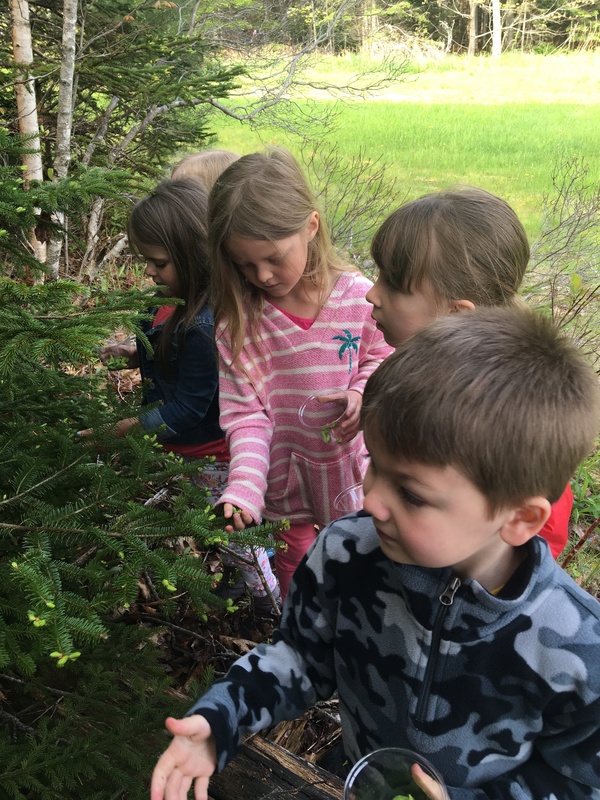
[275, 522, 319, 604]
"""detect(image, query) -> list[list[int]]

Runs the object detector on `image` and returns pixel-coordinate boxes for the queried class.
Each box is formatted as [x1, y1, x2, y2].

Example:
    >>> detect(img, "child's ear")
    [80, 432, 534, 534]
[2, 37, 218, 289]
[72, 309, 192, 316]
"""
[499, 497, 552, 546]
[305, 211, 319, 241]
[450, 299, 476, 313]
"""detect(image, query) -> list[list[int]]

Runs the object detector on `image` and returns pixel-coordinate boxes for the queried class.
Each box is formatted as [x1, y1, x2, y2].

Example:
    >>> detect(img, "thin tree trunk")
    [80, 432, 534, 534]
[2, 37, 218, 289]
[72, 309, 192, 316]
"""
[187, 0, 201, 34]
[9, 0, 46, 269]
[503, 10, 515, 49]
[46, 0, 78, 281]
[468, 1, 479, 55]
[491, 0, 502, 56]
[521, 8, 527, 51]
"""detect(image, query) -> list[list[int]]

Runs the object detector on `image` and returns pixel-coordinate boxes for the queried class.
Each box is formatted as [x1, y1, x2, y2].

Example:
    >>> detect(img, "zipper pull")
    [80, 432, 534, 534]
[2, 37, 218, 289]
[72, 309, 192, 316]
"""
[439, 576, 461, 606]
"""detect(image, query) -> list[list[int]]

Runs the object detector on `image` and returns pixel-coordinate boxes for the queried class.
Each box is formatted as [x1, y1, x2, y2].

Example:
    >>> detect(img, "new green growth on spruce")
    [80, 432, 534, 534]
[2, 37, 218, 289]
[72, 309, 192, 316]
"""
[0, 136, 280, 798]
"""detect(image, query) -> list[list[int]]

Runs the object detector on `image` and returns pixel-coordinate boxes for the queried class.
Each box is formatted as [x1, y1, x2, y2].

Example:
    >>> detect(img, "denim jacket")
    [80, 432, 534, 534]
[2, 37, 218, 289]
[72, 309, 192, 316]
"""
[136, 305, 224, 446]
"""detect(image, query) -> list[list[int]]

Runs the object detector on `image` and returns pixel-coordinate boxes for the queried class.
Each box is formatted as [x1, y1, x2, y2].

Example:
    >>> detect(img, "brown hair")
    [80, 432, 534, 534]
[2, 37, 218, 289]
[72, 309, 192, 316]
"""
[362, 307, 599, 512]
[370, 187, 530, 308]
[208, 147, 349, 362]
[171, 149, 241, 192]
[127, 178, 211, 369]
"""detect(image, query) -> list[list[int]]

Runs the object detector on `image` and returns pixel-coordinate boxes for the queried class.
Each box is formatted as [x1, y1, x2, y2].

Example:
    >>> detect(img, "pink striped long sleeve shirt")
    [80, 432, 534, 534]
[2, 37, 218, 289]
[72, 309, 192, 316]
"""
[216, 272, 394, 525]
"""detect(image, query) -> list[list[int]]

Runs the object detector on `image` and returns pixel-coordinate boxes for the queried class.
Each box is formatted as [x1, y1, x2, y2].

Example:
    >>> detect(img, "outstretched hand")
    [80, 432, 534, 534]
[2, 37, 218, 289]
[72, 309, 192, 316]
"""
[77, 417, 139, 440]
[150, 715, 217, 800]
[100, 341, 139, 369]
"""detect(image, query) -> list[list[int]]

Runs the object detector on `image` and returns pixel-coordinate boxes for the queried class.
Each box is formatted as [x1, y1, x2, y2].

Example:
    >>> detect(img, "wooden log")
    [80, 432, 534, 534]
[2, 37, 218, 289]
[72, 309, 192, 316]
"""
[208, 733, 345, 800]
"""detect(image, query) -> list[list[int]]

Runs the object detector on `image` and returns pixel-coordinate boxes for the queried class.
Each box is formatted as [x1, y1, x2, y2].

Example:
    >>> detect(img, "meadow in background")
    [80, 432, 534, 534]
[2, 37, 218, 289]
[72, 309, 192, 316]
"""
[211, 51, 600, 238]
[202, 50, 600, 593]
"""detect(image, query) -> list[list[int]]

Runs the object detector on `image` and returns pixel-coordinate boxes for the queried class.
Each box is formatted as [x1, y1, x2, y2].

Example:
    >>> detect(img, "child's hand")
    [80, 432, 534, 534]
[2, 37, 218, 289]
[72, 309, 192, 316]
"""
[99, 342, 138, 369]
[411, 763, 447, 800]
[336, 389, 362, 443]
[77, 418, 139, 440]
[221, 503, 256, 532]
[150, 715, 217, 800]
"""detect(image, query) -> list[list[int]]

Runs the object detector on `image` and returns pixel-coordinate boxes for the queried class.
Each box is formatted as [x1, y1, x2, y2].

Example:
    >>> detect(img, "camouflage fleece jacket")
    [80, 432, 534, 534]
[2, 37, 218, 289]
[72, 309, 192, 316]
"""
[189, 512, 600, 799]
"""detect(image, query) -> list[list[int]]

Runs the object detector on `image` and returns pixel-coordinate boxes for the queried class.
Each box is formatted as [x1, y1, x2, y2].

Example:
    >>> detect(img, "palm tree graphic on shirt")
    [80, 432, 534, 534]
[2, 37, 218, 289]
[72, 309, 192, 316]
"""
[333, 329, 361, 373]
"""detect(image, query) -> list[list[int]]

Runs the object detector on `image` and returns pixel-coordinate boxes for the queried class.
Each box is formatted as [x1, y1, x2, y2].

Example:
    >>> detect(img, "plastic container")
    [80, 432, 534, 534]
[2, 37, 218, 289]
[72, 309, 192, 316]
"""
[333, 482, 364, 516]
[344, 747, 449, 800]
[298, 391, 348, 444]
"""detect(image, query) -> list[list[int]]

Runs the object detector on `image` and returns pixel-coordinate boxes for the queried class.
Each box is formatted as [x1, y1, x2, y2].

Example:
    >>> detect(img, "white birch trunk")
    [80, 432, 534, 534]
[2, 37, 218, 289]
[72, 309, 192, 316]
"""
[468, 1, 479, 55]
[45, 0, 79, 280]
[9, 0, 46, 268]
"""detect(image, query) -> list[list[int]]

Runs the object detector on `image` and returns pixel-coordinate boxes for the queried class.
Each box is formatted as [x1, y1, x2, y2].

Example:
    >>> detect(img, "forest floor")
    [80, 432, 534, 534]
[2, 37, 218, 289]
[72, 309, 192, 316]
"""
[134, 553, 346, 773]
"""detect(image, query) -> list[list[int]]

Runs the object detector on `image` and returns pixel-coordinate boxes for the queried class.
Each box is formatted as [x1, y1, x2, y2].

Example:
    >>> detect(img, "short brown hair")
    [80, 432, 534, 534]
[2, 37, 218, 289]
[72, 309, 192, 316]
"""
[361, 307, 599, 512]
[371, 187, 530, 308]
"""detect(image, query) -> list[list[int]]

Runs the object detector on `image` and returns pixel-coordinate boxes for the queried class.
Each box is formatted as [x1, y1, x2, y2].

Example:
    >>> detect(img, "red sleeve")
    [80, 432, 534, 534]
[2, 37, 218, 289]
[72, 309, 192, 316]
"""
[539, 483, 573, 559]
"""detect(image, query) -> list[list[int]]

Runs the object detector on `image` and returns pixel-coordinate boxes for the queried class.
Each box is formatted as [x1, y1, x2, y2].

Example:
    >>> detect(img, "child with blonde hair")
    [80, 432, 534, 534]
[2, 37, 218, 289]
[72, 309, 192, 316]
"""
[208, 147, 393, 602]
[366, 187, 573, 558]
[171, 149, 240, 191]
[170, 149, 282, 611]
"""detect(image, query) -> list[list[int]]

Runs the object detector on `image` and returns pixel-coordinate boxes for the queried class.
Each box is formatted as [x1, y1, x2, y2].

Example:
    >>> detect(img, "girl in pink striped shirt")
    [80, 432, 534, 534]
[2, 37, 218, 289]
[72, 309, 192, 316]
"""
[208, 148, 393, 602]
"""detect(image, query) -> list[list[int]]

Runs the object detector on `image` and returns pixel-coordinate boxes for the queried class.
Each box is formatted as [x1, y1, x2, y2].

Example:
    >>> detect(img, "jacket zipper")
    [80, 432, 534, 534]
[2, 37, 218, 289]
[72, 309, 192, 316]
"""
[414, 576, 461, 725]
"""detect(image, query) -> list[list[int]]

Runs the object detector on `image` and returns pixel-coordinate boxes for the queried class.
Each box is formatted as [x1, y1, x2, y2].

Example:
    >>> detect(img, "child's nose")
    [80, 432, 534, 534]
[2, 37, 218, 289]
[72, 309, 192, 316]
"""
[362, 484, 390, 522]
[256, 263, 273, 285]
[365, 285, 379, 306]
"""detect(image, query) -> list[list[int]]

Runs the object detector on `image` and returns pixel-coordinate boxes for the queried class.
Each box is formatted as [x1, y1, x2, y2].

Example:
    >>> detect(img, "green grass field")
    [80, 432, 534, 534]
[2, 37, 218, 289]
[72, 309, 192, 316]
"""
[206, 52, 600, 592]
[209, 52, 600, 240]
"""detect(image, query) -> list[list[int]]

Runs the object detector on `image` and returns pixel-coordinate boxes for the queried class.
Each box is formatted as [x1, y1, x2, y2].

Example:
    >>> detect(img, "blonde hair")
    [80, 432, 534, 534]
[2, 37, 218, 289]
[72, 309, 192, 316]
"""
[208, 147, 348, 362]
[362, 307, 599, 513]
[371, 187, 530, 309]
[171, 149, 241, 192]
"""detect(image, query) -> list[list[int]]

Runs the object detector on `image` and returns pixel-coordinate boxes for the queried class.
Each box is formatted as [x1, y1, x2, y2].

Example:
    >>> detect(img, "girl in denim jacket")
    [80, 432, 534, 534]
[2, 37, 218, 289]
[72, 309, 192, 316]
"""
[98, 179, 280, 613]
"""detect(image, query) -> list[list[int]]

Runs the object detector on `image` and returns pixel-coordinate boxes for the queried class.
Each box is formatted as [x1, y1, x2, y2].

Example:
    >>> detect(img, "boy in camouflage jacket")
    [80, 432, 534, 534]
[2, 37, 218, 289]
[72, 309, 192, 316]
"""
[152, 307, 600, 800]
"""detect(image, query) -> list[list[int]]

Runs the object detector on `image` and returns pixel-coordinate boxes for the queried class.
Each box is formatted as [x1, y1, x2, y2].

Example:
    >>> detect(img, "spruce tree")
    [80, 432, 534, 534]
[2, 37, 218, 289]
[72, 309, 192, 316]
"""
[0, 131, 279, 798]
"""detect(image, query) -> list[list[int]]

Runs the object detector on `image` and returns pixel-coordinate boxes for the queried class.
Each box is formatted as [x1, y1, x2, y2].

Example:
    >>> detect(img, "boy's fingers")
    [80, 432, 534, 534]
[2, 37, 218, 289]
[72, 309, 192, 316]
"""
[150, 758, 172, 800]
[411, 763, 446, 800]
[165, 715, 209, 739]
[163, 768, 185, 800]
[151, 717, 210, 800]
[194, 776, 210, 800]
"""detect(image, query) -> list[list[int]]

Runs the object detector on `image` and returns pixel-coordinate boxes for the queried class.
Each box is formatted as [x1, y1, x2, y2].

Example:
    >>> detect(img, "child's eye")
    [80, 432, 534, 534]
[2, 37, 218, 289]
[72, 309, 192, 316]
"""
[269, 258, 282, 266]
[400, 487, 426, 507]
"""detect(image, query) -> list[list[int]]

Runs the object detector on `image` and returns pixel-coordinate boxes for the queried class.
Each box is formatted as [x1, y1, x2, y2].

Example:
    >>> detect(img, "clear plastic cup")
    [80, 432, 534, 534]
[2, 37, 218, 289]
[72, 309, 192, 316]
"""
[298, 391, 348, 444]
[334, 482, 364, 516]
[344, 747, 449, 800]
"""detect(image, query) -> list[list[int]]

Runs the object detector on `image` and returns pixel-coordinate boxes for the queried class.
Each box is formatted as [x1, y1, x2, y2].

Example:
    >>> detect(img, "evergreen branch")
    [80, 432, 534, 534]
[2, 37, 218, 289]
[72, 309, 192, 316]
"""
[0, 522, 182, 540]
[0, 672, 74, 698]
[0, 705, 35, 733]
[0, 455, 87, 507]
